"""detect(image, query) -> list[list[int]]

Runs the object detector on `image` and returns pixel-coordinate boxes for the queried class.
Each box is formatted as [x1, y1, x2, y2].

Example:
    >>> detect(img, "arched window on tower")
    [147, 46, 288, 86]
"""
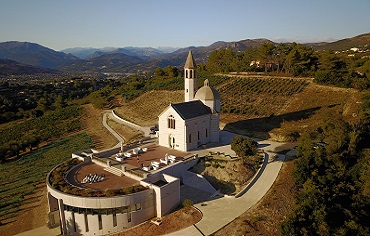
[168, 115, 175, 129]
[185, 70, 188, 78]
[190, 70, 193, 78]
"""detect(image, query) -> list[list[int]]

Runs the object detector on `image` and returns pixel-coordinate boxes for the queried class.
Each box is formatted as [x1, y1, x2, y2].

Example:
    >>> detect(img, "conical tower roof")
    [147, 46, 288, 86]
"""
[184, 50, 196, 69]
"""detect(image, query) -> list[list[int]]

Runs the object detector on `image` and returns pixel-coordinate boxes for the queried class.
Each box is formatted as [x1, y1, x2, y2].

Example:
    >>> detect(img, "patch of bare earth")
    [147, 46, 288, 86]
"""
[114, 90, 183, 126]
[113, 207, 201, 236]
[80, 103, 117, 150]
[213, 159, 297, 236]
[0, 185, 49, 236]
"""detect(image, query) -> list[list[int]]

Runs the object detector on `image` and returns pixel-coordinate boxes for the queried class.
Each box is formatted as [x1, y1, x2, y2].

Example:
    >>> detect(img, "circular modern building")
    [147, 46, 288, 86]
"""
[46, 144, 194, 236]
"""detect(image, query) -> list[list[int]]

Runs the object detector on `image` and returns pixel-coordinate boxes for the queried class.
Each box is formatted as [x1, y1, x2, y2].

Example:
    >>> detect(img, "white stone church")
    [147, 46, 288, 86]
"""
[158, 51, 220, 151]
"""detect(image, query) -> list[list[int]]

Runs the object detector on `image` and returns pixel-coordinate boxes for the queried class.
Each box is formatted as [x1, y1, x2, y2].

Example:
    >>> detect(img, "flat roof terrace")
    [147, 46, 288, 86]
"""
[67, 144, 189, 191]
[115, 144, 189, 169]
[68, 162, 139, 191]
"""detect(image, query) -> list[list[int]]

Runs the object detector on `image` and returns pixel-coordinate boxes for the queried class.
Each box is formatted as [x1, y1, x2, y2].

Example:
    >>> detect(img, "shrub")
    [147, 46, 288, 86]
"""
[231, 136, 258, 157]
[182, 199, 193, 209]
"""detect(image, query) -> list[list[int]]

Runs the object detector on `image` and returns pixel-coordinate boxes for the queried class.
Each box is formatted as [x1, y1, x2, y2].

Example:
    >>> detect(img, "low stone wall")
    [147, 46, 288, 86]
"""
[111, 110, 143, 132]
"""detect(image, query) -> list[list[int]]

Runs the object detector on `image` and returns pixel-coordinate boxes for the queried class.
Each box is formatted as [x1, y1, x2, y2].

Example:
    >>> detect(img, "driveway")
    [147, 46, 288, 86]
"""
[166, 132, 286, 235]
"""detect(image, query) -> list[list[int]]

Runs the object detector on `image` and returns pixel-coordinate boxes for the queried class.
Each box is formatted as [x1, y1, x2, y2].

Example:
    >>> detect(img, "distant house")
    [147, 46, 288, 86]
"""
[249, 60, 260, 67]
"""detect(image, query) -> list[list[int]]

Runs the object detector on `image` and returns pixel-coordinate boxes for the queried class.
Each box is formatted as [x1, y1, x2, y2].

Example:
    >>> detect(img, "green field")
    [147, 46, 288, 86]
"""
[0, 133, 93, 223]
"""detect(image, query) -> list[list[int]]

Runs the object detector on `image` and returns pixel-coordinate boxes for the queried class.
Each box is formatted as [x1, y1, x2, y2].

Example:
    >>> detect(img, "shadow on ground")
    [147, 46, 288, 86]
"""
[223, 106, 325, 138]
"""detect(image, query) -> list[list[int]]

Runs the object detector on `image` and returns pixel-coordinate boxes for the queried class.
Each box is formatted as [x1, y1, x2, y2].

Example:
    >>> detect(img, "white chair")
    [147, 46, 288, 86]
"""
[160, 158, 168, 165]
[168, 155, 176, 163]
[151, 161, 160, 170]
[124, 152, 131, 158]
[133, 148, 140, 155]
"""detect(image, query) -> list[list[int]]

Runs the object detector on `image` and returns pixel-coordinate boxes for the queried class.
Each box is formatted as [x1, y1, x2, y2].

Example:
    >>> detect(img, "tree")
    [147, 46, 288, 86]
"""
[163, 65, 178, 77]
[154, 67, 164, 77]
[231, 136, 257, 157]
[54, 95, 66, 109]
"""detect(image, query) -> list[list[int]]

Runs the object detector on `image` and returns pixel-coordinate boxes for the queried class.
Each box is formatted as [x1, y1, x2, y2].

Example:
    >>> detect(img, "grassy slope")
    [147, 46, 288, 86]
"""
[0, 133, 93, 234]
[219, 76, 361, 140]
[114, 90, 184, 126]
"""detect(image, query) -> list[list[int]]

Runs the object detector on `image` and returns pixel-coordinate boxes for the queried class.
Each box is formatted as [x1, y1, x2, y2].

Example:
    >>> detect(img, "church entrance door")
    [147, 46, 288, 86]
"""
[169, 134, 175, 149]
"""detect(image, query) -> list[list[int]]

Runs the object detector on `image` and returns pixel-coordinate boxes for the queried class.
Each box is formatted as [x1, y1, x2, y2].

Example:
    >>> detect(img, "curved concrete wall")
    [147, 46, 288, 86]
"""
[46, 167, 156, 235]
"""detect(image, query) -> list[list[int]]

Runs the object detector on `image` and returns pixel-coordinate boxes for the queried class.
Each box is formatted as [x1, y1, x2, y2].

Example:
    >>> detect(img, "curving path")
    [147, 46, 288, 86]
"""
[102, 110, 152, 148]
[102, 112, 124, 147]
[166, 134, 286, 236]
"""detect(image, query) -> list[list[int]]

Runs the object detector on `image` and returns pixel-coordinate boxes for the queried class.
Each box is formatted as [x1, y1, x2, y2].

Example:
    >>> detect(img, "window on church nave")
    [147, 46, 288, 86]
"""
[168, 115, 175, 129]
[189, 134, 192, 143]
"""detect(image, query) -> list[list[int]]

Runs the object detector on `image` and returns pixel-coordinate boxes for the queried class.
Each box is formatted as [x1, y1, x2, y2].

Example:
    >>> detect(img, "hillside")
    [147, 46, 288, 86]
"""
[0, 59, 58, 76]
[220, 75, 361, 140]
[113, 90, 184, 126]
[112, 75, 362, 142]
[314, 33, 370, 51]
[0, 41, 80, 68]
[59, 52, 144, 72]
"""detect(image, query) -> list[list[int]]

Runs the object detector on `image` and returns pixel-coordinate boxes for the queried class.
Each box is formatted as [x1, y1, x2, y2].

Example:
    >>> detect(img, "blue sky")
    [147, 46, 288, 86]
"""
[1, 0, 370, 51]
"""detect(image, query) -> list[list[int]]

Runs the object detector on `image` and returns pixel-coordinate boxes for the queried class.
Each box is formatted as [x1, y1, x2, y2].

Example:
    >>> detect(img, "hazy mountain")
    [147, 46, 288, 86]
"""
[63, 46, 164, 60]
[156, 47, 180, 53]
[131, 38, 275, 72]
[2, 33, 369, 74]
[59, 52, 144, 72]
[59, 38, 276, 73]
[62, 47, 116, 59]
[0, 59, 59, 76]
[0, 41, 80, 68]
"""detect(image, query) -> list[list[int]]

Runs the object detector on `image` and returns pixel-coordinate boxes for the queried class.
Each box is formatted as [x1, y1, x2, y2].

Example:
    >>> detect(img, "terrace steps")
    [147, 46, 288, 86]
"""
[104, 166, 123, 177]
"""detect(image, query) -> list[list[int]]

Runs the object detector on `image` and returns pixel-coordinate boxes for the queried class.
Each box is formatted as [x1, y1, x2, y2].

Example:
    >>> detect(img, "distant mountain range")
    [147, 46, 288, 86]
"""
[0, 33, 369, 75]
[0, 41, 80, 69]
[62, 46, 179, 59]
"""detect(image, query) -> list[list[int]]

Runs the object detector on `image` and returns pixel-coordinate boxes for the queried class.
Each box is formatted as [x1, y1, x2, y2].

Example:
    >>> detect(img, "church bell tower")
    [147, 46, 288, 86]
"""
[184, 50, 196, 102]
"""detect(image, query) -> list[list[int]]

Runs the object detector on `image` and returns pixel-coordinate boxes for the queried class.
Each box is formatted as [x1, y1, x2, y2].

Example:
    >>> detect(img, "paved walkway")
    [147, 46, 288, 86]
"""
[102, 111, 124, 147]
[166, 132, 286, 236]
